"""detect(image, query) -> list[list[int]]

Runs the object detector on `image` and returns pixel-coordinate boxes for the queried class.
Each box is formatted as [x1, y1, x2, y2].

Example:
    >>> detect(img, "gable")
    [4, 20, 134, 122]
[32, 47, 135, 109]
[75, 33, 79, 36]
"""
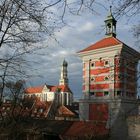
[57, 105, 75, 117]
[43, 85, 52, 92]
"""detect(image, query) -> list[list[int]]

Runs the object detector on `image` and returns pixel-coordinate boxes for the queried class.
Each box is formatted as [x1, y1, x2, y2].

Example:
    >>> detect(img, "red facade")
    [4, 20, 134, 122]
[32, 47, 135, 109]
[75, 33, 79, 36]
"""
[89, 104, 108, 121]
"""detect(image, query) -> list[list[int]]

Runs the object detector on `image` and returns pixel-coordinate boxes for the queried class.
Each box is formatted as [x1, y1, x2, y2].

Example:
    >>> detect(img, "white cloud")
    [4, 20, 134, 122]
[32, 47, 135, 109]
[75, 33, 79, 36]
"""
[55, 27, 70, 39]
[78, 22, 95, 32]
[24, 3, 138, 98]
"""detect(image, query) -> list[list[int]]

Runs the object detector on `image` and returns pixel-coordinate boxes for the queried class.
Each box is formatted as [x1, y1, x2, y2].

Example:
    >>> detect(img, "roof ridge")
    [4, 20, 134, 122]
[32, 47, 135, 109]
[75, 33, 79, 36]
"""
[45, 84, 55, 87]
[26, 85, 44, 88]
[112, 37, 123, 44]
[78, 36, 122, 53]
[25, 85, 45, 93]
[60, 105, 75, 115]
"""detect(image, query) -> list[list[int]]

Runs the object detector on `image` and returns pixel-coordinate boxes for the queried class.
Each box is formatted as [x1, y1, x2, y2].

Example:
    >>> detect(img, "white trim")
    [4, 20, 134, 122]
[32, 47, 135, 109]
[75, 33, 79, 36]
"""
[78, 44, 123, 58]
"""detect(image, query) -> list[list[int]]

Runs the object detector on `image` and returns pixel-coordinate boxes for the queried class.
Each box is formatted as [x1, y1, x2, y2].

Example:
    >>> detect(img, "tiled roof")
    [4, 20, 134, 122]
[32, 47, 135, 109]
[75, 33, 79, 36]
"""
[37, 120, 73, 135]
[56, 105, 76, 117]
[65, 105, 79, 116]
[78, 37, 122, 53]
[50, 85, 72, 93]
[25, 84, 72, 94]
[25, 86, 44, 93]
[62, 121, 109, 137]
[0, 100, 53, 119]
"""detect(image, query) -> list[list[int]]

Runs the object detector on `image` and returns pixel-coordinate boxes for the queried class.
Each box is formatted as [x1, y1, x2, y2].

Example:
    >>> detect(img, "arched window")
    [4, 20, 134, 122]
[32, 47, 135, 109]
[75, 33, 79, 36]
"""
[107, 23, 111, 33]
[59, 94, 62, 105]
[68, 93, 71, 105]
[63, 93, 67, 105]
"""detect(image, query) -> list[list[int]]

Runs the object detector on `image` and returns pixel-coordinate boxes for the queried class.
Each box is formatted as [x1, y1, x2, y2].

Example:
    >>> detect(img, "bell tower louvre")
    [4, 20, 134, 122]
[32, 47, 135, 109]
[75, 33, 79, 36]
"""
[77, 7, 140, 137]
[104, 6, 117, 38]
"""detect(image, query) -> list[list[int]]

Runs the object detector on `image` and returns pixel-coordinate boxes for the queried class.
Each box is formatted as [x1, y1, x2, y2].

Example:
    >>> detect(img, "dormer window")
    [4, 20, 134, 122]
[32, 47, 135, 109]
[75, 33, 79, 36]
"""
[39, 108, 43, 113]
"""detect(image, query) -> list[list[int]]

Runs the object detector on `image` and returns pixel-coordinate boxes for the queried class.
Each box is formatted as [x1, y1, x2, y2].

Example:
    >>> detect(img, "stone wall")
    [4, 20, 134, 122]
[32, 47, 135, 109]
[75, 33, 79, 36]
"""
[127, 116, 140, 140]
[79, 98, 140, 140]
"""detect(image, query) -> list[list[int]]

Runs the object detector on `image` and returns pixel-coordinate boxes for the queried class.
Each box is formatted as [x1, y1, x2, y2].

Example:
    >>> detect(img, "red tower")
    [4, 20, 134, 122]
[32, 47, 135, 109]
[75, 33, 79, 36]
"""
[77, 8, 140, 127]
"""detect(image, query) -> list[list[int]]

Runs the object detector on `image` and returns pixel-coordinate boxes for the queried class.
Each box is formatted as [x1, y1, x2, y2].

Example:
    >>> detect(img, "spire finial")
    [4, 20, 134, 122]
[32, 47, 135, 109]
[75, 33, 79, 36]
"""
[109, 6, 113, 16]
[110, 6, 112, 13]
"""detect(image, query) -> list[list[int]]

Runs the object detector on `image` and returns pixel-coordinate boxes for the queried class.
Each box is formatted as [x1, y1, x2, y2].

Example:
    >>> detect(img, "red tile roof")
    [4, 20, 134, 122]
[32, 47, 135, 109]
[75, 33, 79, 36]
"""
[62, 121, 109, 137]
[25, 86, 44, 93]
[25, 84, 72, 94]
[0, 101, 53, 119]
[56, 105, 76, 117]
[50, 85, 72, 93]
[78, 37, 122, 53]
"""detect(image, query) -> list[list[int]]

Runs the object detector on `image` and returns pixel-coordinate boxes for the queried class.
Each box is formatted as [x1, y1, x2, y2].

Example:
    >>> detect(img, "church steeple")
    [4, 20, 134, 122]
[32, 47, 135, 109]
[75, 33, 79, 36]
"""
[104, 6, 117, 38]
[59, 59, 68, 85]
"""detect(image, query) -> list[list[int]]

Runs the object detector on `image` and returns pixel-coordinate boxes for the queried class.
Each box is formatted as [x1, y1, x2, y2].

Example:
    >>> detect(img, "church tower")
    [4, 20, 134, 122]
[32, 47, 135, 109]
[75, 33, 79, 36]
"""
[58, 59, 73, 106]
[59, 59, 68, 85]
[77, 7, 140, 139]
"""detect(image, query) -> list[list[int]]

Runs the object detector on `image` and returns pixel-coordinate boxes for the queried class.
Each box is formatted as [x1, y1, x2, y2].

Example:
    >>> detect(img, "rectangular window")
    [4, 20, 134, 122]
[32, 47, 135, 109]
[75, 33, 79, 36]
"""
[90, 92, 95, 96]
[117, 91, 121, 96]
[104, 91, 109, 96]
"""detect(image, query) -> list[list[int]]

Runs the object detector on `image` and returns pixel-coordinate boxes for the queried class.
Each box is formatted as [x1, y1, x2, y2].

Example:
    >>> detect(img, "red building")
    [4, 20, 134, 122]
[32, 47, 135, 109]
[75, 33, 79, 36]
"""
[79, 37, 139, 99]
[77, 7, 140, 129]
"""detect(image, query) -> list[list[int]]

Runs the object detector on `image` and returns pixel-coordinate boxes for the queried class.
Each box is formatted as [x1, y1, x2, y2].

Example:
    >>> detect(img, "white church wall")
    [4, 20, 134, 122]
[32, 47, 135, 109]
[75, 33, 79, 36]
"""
[46, 92, 55, 102]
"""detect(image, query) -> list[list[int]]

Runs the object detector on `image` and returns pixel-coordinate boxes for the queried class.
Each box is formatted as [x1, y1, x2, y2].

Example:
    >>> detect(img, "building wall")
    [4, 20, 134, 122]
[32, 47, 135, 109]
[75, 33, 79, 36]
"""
[25, 91, 73, 106]
[82, 46, 121, 99]
[81, 44, 138, 100]
[25, 92, 55, 102]
[79, 43, 139, 139]
[59, 92, 73, 105]
[79, 101, 89, 120]
[127, 116, 140, 140]
[79, 98, 139, 140]
[89, 103, 108, 121]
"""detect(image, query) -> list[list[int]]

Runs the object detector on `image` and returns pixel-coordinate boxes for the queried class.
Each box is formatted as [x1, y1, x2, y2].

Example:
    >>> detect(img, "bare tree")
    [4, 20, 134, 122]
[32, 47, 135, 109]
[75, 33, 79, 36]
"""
[0, 0, 44, 101]
[110, 0, 140, 46]
[0, 0, 102, 101]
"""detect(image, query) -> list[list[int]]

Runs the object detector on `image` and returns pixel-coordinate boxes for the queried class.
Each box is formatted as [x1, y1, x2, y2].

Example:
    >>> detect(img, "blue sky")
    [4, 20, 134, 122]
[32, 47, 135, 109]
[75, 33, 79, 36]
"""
[25, 2, 140, 99]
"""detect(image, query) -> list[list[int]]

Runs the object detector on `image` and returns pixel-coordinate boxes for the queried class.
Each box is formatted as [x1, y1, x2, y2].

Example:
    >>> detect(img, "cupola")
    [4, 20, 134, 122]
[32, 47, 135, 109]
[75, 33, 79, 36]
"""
[104, 6, 117, 37]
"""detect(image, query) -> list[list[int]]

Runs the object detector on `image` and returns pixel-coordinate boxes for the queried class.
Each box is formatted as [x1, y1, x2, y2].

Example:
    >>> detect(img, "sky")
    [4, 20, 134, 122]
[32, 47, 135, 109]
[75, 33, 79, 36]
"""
[25, 1, 140, 99]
